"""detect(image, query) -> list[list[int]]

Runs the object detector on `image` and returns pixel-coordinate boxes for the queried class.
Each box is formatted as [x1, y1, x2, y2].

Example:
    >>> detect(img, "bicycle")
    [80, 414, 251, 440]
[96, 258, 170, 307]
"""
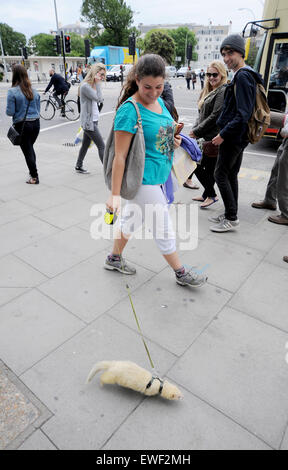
[40, 91, 79, 121]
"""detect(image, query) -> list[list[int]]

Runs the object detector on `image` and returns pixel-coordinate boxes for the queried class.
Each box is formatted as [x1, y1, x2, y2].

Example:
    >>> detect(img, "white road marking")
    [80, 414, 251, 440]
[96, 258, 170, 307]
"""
[40, 110, 114, 132]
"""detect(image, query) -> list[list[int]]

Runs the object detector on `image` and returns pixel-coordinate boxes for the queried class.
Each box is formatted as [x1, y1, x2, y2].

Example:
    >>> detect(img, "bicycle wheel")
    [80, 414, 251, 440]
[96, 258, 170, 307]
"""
[64, 100, 80, 121]
[40, 100, 55, 120]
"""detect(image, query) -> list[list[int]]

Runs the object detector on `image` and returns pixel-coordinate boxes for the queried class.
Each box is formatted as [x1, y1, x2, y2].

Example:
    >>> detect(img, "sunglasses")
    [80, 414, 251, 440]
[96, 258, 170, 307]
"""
[206, 72, 219, 78]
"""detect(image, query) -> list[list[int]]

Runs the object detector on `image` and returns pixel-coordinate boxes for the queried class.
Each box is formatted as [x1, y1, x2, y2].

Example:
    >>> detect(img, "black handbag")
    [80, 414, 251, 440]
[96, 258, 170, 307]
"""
[7, 100, 31, 146]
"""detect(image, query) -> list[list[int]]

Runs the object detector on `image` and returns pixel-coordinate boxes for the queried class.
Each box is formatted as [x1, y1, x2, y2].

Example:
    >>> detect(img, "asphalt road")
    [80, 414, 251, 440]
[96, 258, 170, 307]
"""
[0, 78, 280, 173]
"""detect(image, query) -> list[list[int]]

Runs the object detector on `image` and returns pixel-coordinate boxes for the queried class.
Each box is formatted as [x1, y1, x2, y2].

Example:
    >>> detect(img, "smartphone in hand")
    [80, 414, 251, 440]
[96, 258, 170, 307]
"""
[174, 122, 184, 136]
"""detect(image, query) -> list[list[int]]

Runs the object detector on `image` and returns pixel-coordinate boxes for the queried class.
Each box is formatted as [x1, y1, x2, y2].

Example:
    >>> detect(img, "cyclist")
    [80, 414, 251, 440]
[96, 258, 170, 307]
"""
[44, 69, 70, 116]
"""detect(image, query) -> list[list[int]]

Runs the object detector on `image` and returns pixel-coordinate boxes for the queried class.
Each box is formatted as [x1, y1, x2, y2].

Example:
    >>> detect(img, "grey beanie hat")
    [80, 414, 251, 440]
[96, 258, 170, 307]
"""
[220, 34, 245, 57]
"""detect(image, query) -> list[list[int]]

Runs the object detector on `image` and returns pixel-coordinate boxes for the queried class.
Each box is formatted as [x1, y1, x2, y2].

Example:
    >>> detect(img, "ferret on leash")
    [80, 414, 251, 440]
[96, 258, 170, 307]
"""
[86, 360, 183, 400]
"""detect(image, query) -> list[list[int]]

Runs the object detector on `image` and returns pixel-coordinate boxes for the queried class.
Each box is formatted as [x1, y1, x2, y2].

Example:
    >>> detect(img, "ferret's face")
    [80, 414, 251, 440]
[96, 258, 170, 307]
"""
[164, 382, 183, 400]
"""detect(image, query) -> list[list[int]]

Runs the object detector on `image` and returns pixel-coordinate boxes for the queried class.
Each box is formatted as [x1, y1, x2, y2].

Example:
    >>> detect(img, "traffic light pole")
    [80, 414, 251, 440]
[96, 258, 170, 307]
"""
[61, 31, 67, 80]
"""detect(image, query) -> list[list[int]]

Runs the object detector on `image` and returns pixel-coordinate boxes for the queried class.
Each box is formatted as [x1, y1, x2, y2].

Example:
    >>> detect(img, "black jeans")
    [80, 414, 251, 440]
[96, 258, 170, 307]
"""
[186, 78, 191, 90]
[15, 119, 40, 179]
[194, 154, 217, 199]
[214, 140, 247, 220]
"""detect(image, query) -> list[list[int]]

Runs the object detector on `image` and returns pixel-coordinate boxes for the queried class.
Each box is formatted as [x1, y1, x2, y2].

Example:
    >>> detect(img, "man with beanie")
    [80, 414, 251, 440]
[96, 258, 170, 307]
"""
[209, 34, 263, 232]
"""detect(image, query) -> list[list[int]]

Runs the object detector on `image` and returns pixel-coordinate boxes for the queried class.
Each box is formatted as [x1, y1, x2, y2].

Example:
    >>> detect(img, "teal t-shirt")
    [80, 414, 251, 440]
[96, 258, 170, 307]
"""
[114, 97, 175, 185]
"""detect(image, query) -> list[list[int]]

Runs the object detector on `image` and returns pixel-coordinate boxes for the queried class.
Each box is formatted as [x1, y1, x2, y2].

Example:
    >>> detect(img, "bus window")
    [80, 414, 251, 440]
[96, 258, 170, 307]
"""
[269, 43, 288, 91]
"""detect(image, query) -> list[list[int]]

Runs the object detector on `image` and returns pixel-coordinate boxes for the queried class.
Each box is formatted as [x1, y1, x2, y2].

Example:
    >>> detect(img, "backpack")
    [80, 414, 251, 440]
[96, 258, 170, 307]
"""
[234, 71, 270, 144]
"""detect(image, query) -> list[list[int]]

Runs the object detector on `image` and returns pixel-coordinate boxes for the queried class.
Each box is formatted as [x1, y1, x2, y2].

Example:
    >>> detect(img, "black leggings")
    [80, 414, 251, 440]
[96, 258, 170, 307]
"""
[15, 119, 40, 179]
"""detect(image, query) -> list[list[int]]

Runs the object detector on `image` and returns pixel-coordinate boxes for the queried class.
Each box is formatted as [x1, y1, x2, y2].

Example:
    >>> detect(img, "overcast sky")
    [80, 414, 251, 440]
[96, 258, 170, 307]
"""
[1, 0, 265, 39]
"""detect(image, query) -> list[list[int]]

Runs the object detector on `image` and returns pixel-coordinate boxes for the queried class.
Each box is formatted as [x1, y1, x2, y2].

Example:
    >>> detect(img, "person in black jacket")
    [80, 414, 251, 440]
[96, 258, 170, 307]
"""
[188, 61, 227, 208]
[44, 69, 70, 116]
[209, 34, 260, 232]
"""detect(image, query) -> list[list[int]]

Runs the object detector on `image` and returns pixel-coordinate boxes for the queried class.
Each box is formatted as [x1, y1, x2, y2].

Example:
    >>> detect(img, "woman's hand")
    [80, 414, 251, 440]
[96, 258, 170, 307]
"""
[212, 134, 224, 146]
[106, 194, 121, 215]
[174, 135, 182, 148]
[189, 131, 197, 139]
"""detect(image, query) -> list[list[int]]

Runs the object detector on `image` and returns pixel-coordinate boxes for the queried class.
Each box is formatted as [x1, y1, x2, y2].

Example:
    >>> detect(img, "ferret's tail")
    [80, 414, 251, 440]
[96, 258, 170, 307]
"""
[86, 361, 113, 384]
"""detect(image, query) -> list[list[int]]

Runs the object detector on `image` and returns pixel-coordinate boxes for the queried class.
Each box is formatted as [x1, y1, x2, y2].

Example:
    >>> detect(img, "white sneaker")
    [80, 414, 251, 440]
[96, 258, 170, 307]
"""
[208, 213, 225, 223]
[210, 218, 239, 232]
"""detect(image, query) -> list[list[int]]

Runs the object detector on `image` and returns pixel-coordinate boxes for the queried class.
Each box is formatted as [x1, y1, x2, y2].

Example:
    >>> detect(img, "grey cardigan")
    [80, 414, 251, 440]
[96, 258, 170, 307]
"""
[192, 84, 226, 141]
[80, 82, 103, 130]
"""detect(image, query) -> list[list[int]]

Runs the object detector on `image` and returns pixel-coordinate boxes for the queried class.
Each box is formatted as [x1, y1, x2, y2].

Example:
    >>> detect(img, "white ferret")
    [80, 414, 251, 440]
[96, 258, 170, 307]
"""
[86, 360, 183, 401]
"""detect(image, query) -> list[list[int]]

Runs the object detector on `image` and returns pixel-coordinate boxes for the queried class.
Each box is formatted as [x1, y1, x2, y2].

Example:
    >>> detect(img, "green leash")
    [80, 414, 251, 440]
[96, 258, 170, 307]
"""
[125, 283, 155, 370]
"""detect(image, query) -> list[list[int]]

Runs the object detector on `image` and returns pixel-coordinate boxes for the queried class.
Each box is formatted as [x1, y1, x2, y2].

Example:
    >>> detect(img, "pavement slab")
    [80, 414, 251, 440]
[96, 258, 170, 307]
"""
[103, 389, 271, 451]
[38, 251, 155, 324]
[0, 289, 85, 375]
[0, 360, 52, 450]
[21, 315, 177, 450]
[229, 261, 288, 332]
[168, 307, 288, 449]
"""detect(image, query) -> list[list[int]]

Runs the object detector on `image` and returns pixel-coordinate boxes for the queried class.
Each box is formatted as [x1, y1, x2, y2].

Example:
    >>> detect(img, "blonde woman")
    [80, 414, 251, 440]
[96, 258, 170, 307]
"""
[185, 61, 227, 208]
[75, 63, 106, 173]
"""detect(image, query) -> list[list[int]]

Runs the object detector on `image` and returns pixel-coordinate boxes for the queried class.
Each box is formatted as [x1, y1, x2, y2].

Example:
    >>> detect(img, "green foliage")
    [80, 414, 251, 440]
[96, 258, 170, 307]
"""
[144, 30, 175, 65]
[0, 71, 4, 82]
[81, 0, 133, 46]
[28, 33, 56, 56]
[167, 27, 197, 66]
[0, 23, 26, 55]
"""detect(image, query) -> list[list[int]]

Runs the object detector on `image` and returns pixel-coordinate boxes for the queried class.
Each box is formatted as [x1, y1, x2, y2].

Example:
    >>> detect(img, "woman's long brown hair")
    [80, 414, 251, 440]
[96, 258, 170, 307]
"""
[12, 65, 34, 100]
[116, 54, 166, 109]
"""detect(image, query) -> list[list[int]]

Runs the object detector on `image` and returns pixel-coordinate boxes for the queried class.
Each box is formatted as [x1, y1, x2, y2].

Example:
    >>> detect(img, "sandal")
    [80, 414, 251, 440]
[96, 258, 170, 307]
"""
[183, 181, 200, 190]
[192, 196, 205, 202]
[26, 177, 39, 185]
[200, 197, 218, 208]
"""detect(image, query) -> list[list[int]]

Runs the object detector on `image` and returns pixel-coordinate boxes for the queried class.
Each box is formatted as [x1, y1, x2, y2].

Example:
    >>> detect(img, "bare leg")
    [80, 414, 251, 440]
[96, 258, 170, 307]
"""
[112, 230, 130, 255]
[163, 251, 182, 271]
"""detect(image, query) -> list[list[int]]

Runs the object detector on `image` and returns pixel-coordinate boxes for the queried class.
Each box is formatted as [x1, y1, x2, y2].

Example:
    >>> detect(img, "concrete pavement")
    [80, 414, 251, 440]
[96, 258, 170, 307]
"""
[0, 131, 288, 450]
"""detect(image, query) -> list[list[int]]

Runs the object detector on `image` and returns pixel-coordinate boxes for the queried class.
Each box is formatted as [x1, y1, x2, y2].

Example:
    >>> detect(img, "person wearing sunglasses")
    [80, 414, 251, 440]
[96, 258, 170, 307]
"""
[187, 61, 227, 208]
[75, 63, 106, 173]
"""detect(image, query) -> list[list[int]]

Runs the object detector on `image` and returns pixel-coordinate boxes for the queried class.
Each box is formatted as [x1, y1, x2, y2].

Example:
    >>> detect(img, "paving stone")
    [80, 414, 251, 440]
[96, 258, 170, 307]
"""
[180, 237, 263, 293]
[21, 315, 176, 450]
[108, 267, 231, 356]
[35, 198, 95, 230]
[0, 288, 28, 308]
[39, 252, 154, 323]
[0, 290, 85, 375]
[0, 215, 58, 258]
[15, 226, 110, 278]
[0, 361, 51, 450]
[17, 430, 57, 450]
[20, 187, 84, 210]
[103, 389, 270, 450]
[230, 261, 288, 332]
[169, 307, 288, 448]
[0, 254, 47, 287]
[0, 200, 36, 226]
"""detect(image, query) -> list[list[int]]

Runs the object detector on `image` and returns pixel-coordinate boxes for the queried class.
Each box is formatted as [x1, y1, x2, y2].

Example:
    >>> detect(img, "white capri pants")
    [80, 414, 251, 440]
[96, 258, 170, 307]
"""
[120, 185, 176, 255]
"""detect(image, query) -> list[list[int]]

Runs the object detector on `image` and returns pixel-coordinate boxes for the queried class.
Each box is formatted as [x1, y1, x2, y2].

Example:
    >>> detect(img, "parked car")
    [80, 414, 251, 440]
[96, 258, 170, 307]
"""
[165, 66, 177, 78]
[176, 66, 188, 77]
[106, 64, 133, 81]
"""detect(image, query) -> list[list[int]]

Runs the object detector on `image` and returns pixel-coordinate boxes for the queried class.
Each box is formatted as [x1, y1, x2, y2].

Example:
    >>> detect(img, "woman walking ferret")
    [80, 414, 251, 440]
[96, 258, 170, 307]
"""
[86, 360, 183, 400]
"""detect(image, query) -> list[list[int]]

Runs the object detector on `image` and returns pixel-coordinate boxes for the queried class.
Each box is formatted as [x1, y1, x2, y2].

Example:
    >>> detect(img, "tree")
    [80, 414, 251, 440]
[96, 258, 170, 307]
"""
[28, 33, 57, 56]
[81, 0, 134, 46]
[167, 27, 197, 66]
[144, 30, 175, 65]
[0, 23, 26, 55]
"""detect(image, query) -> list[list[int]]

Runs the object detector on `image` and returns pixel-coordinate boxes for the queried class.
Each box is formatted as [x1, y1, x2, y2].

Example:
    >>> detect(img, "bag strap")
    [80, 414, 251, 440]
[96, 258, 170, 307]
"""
[127, 98, 143, 128]
[19, 100, 31, 137]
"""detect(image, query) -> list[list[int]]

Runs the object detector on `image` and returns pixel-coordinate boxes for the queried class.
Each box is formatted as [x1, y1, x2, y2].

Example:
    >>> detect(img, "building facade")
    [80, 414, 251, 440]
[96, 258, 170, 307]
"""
[138, 22, 232, 70]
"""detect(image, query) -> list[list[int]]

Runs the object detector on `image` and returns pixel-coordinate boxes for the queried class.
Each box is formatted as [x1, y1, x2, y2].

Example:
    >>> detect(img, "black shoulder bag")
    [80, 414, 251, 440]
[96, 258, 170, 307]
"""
[7, 100, 31, 146]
